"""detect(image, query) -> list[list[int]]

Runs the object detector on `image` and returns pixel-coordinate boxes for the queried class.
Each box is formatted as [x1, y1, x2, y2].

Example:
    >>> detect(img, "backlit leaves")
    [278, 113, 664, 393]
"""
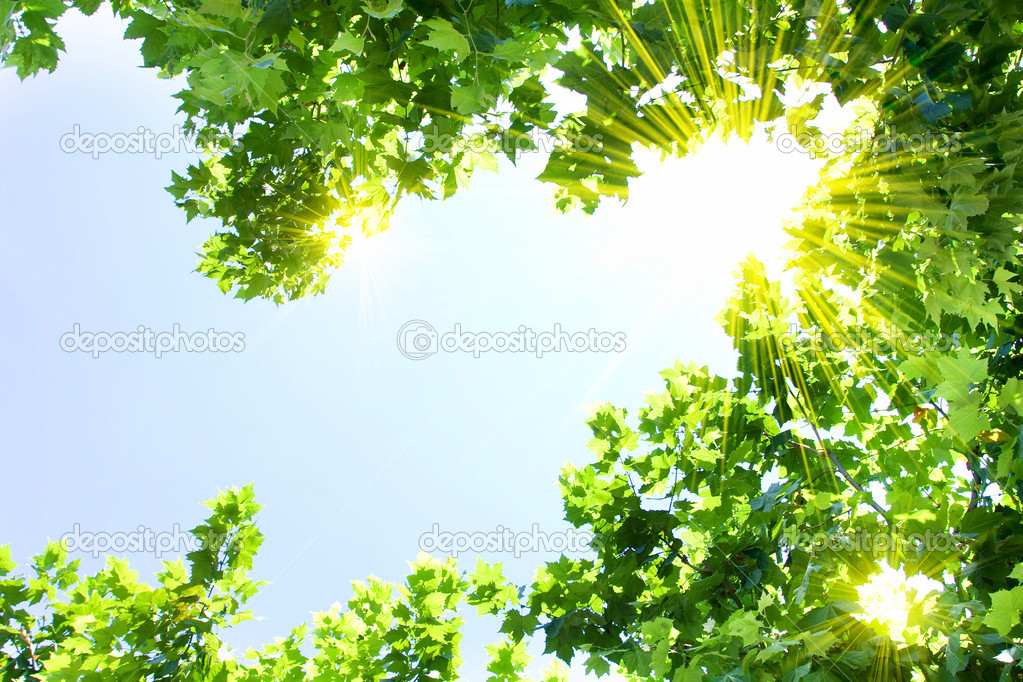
[4, 0, 1023, 678]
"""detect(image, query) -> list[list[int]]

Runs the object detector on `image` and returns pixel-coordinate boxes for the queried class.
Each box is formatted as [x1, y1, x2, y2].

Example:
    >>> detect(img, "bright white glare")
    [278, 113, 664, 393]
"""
[599, 129, 824, 291]
[854, 561, 943, 643]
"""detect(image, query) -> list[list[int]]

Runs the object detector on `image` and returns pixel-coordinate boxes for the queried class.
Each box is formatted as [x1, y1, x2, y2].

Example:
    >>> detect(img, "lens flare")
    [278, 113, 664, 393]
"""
[853, 562, 942, 643]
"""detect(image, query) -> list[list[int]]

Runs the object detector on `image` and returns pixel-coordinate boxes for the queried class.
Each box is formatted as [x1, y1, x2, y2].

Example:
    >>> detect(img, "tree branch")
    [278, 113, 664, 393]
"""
[784, 377, 890, 522]
[792, 442, 890, 520]
[19, 627, 39, 672]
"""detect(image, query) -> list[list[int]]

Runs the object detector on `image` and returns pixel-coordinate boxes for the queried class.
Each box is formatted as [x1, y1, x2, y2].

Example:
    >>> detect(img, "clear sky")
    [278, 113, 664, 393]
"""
[0, 9, 822, 679]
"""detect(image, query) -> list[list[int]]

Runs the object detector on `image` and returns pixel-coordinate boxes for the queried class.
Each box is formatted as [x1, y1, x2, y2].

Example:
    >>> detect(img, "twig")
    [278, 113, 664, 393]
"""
[18, 627, 39, 672]
[784, 378, 890, 522]
[965, 449, 982, 514]
[791, 443, 890, 520]
[680, 555, 714, 575]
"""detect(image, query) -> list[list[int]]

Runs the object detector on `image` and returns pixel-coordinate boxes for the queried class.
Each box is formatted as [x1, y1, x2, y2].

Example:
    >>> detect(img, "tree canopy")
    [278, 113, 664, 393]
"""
[4, 0, 1023, 679]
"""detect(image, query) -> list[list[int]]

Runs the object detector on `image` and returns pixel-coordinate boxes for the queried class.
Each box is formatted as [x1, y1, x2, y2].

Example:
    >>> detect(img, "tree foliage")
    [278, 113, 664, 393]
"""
[0, 486, 566, 681]
[4, 0, 1023, 679]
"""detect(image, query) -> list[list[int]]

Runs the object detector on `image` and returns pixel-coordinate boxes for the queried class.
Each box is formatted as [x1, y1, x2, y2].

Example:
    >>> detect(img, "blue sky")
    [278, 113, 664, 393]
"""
[0, 9, 822, 678]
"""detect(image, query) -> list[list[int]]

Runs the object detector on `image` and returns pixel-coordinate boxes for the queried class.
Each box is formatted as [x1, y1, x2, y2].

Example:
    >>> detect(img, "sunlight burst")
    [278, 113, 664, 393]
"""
[854, 562, 942, 643]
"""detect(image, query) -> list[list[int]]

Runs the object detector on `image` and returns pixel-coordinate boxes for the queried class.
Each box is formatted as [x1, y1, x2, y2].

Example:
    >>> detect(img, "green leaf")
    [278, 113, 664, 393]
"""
[720, 610, 761, 647]
[950, 192, 989, 219]
[363, 0, 402, 19]
[492, 38, 527, 61]
[422, 18, 469, 56]
[330, 31, 364, 55]
[451, 84, 491, 115]
[253, 0, 292, 43]
[935, 353, 988, 401]
[198, 0, 245, 19]
[0, 545, 15, 575]
[673, 655, 705, 681]
[946, 630, 968, 673]
[998, 378, 1023, 413]
[983, 586, 1023, 636]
